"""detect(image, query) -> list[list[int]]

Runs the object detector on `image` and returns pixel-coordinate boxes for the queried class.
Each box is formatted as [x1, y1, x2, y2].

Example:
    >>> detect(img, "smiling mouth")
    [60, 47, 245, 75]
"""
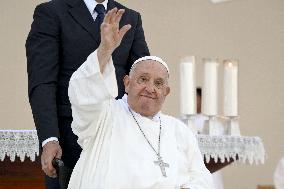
[141, 95, 156, 99]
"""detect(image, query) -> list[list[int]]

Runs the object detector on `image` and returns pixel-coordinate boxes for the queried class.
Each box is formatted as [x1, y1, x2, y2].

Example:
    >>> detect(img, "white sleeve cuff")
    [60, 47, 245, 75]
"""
[42, 137, 58, 147]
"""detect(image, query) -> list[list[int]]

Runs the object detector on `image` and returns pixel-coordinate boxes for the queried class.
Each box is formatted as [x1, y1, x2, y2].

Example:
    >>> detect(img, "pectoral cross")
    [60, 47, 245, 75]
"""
[154, 155, 169, 177]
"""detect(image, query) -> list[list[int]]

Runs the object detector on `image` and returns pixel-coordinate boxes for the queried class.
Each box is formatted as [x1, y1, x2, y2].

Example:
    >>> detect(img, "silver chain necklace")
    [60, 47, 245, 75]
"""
[128, 107, 169, 177]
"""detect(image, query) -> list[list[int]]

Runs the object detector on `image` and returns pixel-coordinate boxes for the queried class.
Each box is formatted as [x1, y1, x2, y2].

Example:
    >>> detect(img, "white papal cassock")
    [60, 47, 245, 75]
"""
[67, 50, 213, 189]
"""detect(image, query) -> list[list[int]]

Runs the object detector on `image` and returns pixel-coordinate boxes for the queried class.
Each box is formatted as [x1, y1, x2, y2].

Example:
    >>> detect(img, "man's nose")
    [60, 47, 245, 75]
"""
[145, 81, 156, 93]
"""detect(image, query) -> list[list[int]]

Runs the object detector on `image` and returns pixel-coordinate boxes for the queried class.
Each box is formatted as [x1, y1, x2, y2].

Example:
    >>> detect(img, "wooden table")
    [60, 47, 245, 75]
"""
[0, 130, 266, 188]
[0, 156, 44, 189]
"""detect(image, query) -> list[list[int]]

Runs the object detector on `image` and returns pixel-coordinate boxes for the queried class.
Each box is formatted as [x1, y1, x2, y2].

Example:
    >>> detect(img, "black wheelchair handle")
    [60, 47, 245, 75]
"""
[52, 158, 64, 168]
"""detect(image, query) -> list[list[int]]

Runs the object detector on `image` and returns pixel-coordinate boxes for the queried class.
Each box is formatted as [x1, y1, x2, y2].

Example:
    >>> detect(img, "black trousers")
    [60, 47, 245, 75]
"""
[45, 176, 60, 189]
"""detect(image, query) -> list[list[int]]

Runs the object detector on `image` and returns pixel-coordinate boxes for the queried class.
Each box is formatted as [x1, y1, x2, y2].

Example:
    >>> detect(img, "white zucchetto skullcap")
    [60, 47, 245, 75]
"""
[131, 56, 169, 74]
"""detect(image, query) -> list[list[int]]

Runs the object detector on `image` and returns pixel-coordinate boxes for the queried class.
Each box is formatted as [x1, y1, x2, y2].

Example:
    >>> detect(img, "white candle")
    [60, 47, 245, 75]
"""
[180, 56, 196, 115]
[223, 60, 238, 116]
[202, 58, 219, 116]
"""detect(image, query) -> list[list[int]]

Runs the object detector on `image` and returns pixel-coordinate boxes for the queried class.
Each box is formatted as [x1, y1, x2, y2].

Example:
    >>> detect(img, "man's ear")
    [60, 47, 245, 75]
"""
[164, 86, 170, 96]
[123, 75, 130, 93]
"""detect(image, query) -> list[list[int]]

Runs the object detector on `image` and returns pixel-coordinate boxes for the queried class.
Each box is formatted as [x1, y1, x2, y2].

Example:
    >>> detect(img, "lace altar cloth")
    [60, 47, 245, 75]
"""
[198, 134, 265, 164]
[0, 130, 265, 164]
[0, 130, 39, 162]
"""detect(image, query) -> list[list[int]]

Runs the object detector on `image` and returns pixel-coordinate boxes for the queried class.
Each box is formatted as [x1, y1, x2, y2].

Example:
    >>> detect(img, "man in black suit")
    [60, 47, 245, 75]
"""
[26, 0, 149, 188]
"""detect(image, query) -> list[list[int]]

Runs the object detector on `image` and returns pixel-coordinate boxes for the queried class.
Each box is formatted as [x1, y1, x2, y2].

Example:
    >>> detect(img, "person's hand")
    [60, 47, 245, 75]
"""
[41, 141, 62, 178]
[97, 8, 131, 71]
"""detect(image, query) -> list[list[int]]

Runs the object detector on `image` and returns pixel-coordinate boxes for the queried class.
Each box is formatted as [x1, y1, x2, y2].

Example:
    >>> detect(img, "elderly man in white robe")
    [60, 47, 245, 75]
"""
[67, 8, 213, 189]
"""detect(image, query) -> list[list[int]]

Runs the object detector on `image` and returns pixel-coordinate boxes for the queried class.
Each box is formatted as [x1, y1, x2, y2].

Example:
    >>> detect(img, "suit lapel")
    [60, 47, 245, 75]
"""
[107, 0, 116, 11]
[67, 0, 101, 44]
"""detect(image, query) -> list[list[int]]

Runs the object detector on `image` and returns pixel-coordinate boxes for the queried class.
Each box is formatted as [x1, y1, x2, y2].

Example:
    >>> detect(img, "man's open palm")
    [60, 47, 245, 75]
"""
[100, 8, 131, 53]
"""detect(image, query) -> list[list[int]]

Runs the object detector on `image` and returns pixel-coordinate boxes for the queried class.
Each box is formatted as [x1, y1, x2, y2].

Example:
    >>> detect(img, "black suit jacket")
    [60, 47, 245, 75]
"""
[26, 0, 149, 167]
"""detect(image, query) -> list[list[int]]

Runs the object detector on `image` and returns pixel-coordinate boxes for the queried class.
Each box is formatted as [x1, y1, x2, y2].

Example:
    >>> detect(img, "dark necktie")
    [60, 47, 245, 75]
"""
[95, 4, 105, 28]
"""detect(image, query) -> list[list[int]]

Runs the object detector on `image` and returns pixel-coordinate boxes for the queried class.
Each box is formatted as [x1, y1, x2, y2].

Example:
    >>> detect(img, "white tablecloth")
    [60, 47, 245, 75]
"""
[0, 130, 265, 164]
